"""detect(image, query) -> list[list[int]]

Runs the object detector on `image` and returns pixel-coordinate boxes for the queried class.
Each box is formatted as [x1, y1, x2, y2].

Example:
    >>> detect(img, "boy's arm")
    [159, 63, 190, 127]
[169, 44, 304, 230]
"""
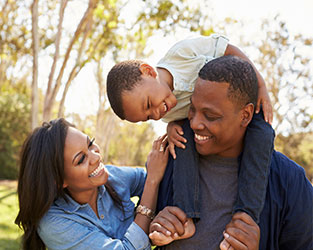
[224, 44, 273, 124]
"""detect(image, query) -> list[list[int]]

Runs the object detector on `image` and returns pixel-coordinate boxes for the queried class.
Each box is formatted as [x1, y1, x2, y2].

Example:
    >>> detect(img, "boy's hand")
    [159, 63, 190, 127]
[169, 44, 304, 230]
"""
[219, 212, 260, 250]
[167, 121, 187, 159]
[256, 83, 273, 125]
[149, 206, 195, 246]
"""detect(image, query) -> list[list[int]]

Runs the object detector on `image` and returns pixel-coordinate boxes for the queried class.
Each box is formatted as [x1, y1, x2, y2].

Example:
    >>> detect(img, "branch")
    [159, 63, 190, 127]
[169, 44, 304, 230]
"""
[58, 10, 94, 117]
[45, 0, 68, 107]
[48, 0, 98, 108]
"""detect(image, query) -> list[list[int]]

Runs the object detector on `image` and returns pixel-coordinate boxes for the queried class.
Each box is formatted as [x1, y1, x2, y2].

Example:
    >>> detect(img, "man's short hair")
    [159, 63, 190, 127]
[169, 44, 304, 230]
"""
[199, 55, 258, 109]
[106, 60, 144, 120]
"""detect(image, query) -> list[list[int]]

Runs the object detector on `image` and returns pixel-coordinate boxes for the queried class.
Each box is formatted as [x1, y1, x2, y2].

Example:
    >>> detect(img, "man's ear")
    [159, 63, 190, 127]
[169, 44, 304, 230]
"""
[241, 103, 254, 127]
[139, 63, 157, 78]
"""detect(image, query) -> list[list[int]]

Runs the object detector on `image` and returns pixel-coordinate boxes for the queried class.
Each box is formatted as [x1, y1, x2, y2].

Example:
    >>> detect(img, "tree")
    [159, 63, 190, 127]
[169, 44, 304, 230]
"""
[31, 0, 39, 129]
[0, 82, 31, 179]
[242, 16, 313, 134]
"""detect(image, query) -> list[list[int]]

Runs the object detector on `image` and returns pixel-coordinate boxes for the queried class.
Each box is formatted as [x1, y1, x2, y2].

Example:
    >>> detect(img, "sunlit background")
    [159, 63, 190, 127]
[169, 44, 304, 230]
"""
[1, 0, 312, 247]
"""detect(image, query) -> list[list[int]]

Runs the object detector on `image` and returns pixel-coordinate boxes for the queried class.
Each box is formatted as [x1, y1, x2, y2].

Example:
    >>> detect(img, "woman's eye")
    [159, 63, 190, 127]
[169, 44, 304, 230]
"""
[88, 138, 95, 148]
[77, 154, 86, 165]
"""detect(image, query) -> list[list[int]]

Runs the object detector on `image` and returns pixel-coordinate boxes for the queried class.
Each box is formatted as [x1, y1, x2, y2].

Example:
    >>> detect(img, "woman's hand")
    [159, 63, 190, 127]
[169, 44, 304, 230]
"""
[146, 134, 169, 183]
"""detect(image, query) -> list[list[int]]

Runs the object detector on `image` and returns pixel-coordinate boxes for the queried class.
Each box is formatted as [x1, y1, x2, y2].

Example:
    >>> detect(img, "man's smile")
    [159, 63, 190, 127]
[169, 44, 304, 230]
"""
[194, 133, 214, 143]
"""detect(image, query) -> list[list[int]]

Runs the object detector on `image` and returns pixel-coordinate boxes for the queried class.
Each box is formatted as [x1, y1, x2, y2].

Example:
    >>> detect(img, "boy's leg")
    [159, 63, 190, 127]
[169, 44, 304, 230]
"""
[233, 108, 275, 223]
[173, 119, 201, 219]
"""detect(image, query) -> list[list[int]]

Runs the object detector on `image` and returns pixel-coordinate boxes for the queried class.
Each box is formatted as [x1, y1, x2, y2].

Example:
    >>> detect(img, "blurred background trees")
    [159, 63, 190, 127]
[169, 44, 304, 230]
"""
[0, 0, 312, 181]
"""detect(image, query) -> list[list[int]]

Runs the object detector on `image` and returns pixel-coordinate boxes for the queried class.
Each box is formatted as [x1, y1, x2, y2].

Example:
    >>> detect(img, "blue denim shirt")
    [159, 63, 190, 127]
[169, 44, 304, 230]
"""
[38, 165, 151, 250]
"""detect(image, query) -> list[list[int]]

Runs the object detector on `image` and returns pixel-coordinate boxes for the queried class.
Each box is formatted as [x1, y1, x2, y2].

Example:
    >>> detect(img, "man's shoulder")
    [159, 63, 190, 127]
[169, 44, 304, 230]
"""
[270, 150, 305, 176]
[269, 150, 309, 189]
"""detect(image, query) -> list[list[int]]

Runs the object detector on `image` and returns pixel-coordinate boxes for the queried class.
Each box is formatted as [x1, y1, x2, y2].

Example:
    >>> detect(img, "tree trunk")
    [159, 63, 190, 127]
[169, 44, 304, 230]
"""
[31, 0, 39, 129]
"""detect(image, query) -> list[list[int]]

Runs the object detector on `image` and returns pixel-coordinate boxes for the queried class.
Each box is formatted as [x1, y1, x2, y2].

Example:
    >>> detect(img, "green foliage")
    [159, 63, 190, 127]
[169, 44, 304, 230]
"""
[0, 83, 31, 179]
[107, 122, 156, 166]
[275, 132, 313, 181]
[0, 181, 22, 249]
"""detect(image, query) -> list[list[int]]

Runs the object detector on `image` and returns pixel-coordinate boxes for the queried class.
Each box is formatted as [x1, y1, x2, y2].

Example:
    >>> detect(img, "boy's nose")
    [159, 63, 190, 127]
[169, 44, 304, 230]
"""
[152, 108, 160, 120]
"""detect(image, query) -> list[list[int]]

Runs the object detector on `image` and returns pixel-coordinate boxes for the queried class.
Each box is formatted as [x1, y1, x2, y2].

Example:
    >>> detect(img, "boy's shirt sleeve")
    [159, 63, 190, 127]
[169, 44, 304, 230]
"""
[157, 34, 229, 92]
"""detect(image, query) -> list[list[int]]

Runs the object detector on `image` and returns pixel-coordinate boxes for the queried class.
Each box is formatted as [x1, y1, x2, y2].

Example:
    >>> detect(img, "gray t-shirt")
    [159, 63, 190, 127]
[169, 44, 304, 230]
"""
[165, 154, 239, 250]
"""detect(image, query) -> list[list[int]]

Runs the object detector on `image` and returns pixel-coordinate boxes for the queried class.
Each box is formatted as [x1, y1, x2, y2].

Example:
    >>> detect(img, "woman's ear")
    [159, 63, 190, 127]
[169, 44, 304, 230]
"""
[139, 63, 157, 78]
[241, 103, 254, 127]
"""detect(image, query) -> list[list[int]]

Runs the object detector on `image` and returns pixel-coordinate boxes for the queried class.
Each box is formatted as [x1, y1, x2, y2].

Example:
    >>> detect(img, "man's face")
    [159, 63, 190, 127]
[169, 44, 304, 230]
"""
[188, 78, 245, 158]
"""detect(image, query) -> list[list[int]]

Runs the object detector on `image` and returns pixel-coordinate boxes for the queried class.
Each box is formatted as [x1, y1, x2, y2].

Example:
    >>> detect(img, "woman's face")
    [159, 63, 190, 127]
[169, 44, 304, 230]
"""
[63, 127, 109, 194]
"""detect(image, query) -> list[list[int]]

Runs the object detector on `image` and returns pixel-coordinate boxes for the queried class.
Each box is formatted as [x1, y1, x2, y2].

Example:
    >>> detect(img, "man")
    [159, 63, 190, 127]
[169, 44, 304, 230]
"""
[150, 56, 313, 250]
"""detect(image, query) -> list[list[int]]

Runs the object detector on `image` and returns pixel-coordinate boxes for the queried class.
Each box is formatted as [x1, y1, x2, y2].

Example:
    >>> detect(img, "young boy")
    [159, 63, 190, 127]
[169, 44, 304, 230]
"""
[106, 34, 275, 242]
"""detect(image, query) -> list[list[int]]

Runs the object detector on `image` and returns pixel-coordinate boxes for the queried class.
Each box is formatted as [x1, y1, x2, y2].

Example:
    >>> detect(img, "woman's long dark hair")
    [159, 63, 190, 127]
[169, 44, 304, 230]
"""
[15, 118, 122, 250]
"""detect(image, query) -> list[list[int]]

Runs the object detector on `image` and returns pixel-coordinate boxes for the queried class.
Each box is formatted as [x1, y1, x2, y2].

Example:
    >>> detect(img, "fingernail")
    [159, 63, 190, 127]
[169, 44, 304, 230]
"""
[166, 230, 171, 236]
[224, 232, 230, 239]
[174, 233, 178, 238]
[180, 131, 184, 135]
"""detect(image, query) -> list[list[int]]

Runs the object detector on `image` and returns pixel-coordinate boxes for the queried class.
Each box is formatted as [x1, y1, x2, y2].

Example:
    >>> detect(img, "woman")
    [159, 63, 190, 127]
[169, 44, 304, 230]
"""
[15, 118, 169, 249]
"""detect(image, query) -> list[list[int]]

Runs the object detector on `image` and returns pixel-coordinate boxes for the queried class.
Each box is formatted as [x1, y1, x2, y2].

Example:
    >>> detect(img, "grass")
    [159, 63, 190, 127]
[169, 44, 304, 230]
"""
[0, 181, 22, 250]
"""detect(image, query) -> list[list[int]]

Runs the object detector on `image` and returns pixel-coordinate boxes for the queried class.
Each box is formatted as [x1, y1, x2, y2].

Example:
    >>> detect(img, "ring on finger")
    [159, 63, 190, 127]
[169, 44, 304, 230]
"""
[159, 145, 164, 152]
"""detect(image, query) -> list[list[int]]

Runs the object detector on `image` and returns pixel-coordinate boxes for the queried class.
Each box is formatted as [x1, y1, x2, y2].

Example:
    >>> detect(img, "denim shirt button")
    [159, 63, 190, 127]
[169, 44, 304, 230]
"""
[100, 214, 104, 219]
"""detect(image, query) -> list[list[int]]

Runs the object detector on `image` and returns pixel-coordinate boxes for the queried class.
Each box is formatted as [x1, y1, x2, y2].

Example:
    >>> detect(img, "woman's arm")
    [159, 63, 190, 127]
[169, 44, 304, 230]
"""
[134, 135, 169, 234]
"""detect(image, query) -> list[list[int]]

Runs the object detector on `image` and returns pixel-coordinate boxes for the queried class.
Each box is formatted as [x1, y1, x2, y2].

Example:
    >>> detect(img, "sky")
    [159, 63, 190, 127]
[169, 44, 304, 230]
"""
[61, 0, 313, 135]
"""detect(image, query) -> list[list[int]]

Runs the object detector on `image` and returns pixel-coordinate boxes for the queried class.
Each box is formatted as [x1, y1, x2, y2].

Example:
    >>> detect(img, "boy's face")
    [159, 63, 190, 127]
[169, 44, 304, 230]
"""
[121, 76, 177, 122]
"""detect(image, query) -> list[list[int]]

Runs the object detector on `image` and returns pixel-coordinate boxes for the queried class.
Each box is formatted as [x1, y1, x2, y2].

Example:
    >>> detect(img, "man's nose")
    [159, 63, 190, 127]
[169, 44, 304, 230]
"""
[190, 114, 205, 131]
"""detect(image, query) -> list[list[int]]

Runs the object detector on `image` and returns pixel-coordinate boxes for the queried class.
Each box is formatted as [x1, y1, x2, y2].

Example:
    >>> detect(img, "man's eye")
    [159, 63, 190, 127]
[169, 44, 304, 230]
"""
[77, 155, 86, 165]
[205, 115, 218, 121]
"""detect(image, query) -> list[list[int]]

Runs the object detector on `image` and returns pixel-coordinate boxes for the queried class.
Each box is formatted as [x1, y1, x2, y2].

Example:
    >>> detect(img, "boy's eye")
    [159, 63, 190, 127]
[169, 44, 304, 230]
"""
[147, 98, 150, 109]
[77, 154, 86, 165]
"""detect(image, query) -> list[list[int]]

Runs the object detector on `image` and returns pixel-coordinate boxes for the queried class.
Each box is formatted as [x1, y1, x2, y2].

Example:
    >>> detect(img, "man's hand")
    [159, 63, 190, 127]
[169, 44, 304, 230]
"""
[256, 84, 273, 125]
[149, 206, 195, 246]
[220, 212, 260, 250]
[167, 121, 187, 159]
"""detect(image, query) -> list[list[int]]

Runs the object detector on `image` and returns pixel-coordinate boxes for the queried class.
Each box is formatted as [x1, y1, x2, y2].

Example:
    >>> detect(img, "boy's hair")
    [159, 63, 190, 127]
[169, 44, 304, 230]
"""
[106, 60, 145, 120]
[199, 55, 258, 109]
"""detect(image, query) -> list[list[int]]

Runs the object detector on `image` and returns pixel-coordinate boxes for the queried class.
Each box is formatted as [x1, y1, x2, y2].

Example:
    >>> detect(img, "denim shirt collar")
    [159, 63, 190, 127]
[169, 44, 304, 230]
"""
[55, 185, 106, 213]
